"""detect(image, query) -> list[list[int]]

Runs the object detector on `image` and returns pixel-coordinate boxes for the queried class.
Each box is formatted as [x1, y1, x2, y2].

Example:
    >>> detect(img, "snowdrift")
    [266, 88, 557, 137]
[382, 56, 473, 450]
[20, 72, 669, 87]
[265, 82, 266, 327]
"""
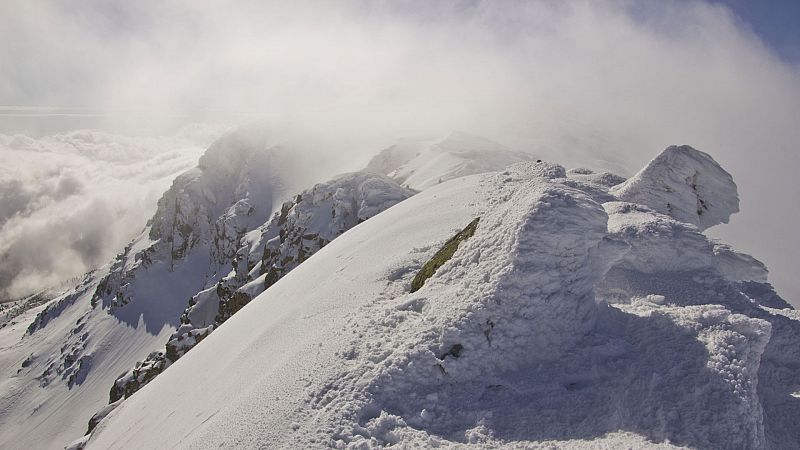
[83, 146, 799, 449]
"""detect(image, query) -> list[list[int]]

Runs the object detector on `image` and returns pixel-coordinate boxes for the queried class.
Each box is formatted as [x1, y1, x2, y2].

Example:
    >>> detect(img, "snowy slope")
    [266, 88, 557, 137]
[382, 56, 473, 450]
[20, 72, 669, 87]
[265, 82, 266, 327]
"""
[105, 172, 414, 403]
[85, 146, 798, 449]
[366, 132, 536, 190]
[2, 129, 527, 449]
[0, 269, 179, 450]
[0, 127, 321, 449]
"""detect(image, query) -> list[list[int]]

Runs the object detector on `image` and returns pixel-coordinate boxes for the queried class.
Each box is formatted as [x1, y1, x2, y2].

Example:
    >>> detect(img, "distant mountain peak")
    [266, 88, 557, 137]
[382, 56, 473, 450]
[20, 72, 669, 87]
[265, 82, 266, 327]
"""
[366, 132, 536, 190]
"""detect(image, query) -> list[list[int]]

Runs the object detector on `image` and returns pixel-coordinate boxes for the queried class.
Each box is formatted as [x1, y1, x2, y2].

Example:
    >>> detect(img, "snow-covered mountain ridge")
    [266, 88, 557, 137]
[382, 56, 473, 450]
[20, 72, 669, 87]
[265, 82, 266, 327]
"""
[79, 145, 799, 449]
[365, 132, 537, 190]
[106, 172, 414, 404]
[0, 128, 331, 449]
[1, 129, 797, 449]
[0, 128, 420, 449]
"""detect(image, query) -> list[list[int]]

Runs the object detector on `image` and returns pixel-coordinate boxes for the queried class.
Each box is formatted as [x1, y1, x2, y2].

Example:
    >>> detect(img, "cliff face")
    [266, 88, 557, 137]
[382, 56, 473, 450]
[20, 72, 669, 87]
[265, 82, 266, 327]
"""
[95, 129, 289, 314]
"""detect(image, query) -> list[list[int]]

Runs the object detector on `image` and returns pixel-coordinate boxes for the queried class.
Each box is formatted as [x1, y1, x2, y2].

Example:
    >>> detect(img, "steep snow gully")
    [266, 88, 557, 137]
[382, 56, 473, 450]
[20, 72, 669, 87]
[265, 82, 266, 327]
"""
[77, 144, 800, 449]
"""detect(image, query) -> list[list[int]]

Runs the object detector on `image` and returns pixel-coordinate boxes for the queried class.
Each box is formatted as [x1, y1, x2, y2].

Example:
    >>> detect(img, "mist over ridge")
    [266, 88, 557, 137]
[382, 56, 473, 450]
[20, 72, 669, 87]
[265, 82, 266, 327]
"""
[1, 0, 799, 303]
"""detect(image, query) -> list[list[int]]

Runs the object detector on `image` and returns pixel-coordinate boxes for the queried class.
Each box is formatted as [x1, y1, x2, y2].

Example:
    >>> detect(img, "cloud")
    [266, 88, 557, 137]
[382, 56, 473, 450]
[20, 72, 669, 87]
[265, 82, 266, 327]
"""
[0, 127, 225, 299]
[0, 0, 798, 303]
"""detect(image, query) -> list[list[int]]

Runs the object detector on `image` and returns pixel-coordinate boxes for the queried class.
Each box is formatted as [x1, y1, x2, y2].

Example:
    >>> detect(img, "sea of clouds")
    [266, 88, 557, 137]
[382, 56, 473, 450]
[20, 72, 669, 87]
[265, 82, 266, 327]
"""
[0, 125, 227, 299]
[1, 0, 798, 303]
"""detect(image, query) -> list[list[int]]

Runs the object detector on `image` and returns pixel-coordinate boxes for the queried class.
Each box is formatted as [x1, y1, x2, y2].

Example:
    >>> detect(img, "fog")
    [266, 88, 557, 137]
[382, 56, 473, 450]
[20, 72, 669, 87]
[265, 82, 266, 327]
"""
[1, 0, 799, 304]
[0, 127, 227, 299]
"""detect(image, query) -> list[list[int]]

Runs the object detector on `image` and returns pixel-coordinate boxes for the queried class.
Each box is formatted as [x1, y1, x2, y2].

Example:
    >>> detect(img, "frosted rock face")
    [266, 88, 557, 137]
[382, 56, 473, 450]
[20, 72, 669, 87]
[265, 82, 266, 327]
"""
[91, 128, 313, 316]
[240, 172, 415, 284]
[106, 172, 414, 402]
[82, 146, 799, 450]
[178, 171, 416, 352]
[147, 128, 281, 269]
[611, 145, 739, 230]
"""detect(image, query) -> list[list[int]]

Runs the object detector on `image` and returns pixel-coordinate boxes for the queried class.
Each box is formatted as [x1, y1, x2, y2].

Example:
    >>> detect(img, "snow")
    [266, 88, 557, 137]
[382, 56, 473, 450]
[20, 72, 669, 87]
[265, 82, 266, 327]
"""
[0, 126, 224, 300]
[82, 146, 797, 449]
[161, 171, 414, 364]
[0, 271, 178, 449]
[2, 140, 798, 449]
[610, 145, 739, 230]
[366, 132, 537, 190]
[0, 127, 322, 449]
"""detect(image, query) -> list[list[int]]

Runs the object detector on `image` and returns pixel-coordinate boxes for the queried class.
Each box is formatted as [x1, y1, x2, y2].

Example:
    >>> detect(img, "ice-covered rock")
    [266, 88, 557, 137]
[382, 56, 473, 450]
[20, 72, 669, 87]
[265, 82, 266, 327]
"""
[172, 171, 415, 360]
[92, 127, 309, 314]
[103, 172, 414, 407]
[238, 172, 417, 289]
[611, 145, 739, 230]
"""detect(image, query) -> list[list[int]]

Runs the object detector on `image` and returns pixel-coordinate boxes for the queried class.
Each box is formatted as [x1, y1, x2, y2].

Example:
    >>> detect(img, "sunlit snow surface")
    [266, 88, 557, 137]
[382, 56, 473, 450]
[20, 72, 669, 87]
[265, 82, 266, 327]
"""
[77, 148, 800, 449]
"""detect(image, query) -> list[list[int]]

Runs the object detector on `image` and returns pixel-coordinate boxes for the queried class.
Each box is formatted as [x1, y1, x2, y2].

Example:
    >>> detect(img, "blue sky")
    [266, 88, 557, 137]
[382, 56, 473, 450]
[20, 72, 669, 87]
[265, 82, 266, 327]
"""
[714, 0, 800, 63]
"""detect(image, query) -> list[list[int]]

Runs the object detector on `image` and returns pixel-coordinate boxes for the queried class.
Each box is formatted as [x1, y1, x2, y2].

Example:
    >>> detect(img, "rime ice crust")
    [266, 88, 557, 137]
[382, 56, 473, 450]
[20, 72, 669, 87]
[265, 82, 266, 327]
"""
[611, 145, 739, 230]
[3, 139, 797, 450]
[85, 146, 796, 450]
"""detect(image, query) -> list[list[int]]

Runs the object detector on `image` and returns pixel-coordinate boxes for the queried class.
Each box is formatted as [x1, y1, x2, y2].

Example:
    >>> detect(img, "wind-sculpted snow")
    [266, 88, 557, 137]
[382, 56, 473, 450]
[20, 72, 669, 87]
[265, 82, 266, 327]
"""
[602, 201, 766, 283]
[4, 141, 797, 449]
[611, 145, 739, 230]
[83, 145, 799, 449]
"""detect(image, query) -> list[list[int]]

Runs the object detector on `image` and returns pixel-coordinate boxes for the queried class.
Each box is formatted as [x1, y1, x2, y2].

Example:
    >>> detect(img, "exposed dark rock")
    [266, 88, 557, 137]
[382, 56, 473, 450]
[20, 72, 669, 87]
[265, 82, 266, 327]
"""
[411, 217, 480, 292]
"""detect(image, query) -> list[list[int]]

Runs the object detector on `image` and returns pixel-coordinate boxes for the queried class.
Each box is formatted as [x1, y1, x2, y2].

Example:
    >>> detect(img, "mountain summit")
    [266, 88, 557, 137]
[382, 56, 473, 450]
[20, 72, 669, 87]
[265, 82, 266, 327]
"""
[366, 132, 537, 190]
[79, 145, 798, 449]
[1, 132, 797, 450]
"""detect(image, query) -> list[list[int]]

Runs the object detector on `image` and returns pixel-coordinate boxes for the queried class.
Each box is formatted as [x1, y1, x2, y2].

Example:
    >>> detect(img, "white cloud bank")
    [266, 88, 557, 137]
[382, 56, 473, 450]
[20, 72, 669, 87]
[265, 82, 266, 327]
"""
[0, 126, 226, 299]
[0, 0, 798, 303]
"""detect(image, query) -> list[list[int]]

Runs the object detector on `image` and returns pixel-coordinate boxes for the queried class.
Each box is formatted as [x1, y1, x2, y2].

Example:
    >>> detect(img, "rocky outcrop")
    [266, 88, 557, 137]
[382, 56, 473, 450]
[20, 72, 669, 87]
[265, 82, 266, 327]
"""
[81, 145, 799, 450]
[103, 172, 414, 404]
[91, 129, 288, 313]
[610, 145, 739, 230]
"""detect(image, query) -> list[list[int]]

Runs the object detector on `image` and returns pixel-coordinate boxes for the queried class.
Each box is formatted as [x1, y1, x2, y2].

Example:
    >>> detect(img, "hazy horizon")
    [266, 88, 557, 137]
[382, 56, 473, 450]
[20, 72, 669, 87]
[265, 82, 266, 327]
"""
[1, 0, 799, 304]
